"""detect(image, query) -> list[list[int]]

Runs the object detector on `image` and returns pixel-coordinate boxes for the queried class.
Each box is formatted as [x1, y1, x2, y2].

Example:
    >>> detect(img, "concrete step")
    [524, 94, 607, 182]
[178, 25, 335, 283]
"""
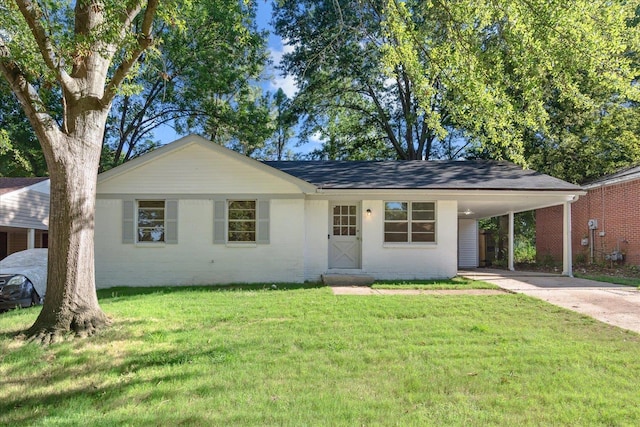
[321, 273, 375, 286]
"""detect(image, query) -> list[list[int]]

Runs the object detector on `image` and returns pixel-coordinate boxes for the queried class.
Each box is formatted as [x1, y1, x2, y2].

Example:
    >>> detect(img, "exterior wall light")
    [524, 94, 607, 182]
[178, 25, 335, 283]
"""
[366, 208, 372, 216]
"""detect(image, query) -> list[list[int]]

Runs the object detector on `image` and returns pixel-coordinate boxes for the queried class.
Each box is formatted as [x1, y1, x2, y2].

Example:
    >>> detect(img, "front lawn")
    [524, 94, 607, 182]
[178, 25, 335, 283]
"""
[574, 273, 640, 287]
[1, 284, 639, 426]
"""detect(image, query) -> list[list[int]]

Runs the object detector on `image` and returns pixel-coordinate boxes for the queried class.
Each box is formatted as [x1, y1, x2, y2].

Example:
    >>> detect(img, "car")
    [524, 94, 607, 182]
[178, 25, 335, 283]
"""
[0, 249, 47, 312]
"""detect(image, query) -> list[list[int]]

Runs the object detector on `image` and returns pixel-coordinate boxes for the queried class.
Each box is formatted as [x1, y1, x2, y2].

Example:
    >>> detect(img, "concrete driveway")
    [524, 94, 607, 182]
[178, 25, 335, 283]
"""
[460, 269, 640, 334]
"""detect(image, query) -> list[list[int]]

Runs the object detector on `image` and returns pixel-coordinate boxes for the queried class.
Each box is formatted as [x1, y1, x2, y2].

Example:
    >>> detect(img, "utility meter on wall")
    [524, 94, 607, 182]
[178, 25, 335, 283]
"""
[588, 219, 598, 230]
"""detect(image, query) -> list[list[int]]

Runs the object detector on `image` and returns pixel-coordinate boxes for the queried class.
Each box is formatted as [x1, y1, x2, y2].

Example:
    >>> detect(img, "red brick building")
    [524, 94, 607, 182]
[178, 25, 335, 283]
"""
[537, 165, 640, 266]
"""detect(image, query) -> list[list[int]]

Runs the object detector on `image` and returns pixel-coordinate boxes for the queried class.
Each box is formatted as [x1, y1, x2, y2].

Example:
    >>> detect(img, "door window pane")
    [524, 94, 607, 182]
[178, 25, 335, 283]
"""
[332, 205, 357, 236]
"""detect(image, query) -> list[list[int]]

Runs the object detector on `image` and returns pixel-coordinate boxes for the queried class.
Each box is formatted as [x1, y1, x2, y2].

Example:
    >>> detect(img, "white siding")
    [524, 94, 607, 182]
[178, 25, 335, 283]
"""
[303, 199, 329, 281]
[95, 198, 306, 287]
[0, 189, 49, 229]
[359, 200, 458, 280]
[98, 143, 303, 195]
[458, 218, 479, 268]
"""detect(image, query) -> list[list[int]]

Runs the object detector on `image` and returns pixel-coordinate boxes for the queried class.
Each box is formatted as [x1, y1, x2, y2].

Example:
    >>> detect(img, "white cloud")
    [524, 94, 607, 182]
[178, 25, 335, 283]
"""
[309, 131, 324, 146]
[269, 41, 299, 98]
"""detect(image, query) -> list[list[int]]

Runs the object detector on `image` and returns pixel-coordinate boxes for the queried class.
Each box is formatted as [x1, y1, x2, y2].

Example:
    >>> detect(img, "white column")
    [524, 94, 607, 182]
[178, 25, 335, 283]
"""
[27, 228, 36, 249]
[508, 211, 515, 271]
[562, 201, 573, 277]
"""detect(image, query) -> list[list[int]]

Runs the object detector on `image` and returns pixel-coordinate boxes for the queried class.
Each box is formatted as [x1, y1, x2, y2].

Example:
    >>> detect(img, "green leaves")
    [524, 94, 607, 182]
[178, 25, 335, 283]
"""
[103, 0, 270, 167]
[383, 0, 640, 166]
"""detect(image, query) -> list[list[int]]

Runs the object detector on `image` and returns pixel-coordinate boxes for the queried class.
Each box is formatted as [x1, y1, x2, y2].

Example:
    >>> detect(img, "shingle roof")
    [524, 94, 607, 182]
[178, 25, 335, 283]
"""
[582, 164, 640, 188]
[262, 160, 580, 191]
[0, 177, 49, 196]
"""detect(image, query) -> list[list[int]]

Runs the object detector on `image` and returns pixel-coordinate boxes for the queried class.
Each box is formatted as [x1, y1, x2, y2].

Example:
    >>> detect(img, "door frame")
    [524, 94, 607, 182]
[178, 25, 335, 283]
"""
[328, 201, 362, 269]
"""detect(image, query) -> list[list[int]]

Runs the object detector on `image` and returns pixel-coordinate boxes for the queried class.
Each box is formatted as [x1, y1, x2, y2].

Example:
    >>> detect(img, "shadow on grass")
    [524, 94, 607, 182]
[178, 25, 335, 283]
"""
[97, 282, 326, 300]
[0, 327, 247, 425]
[0, 329, 23, 341]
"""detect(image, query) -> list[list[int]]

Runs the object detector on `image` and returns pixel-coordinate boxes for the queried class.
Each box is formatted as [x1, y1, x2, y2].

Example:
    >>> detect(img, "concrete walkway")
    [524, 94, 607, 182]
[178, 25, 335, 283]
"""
[460, 269, 640, 334]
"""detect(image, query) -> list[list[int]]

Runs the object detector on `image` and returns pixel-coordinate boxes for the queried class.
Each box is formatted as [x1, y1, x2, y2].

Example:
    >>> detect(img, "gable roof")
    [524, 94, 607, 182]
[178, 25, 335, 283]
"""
[263, 160, 581, 191]
[582, 164, 640, 189]
[97, 135, 316, 193]
[0, 177, 49, 196]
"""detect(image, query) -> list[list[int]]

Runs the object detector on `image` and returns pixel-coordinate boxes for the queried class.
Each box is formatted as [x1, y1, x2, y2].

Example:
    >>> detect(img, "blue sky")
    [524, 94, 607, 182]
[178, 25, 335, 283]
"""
[256, 0, 298, 98]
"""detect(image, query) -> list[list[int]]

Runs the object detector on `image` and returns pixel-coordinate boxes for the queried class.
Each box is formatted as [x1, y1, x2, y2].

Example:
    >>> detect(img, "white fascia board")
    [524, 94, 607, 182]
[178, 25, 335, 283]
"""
[309, 188, 585, 199]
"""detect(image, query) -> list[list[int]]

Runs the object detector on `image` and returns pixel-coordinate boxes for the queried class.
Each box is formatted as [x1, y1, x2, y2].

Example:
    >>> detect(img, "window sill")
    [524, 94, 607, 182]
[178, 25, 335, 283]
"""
[225, 243, 258, 248]
[383, 243, 437, 249]
[135, 242, 166, 248]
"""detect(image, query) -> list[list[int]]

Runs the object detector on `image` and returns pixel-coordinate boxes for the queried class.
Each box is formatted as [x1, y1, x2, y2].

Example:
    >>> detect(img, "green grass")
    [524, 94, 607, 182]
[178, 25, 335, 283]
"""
[1, 284, 640, 426]
[574, 273, 640, 288]
[372, 276, 499, 290]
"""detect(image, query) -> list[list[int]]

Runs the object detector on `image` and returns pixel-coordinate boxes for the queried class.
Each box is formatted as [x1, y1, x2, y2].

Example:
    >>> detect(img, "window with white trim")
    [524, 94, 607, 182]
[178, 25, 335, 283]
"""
[384, 202, 436, 243]
[137, 200, 165, 242]
[228, 200, 256, 242]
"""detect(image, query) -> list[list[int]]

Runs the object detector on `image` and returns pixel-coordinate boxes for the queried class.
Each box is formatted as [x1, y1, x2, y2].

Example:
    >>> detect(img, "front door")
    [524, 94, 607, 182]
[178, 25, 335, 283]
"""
[329, 203, 361, 269]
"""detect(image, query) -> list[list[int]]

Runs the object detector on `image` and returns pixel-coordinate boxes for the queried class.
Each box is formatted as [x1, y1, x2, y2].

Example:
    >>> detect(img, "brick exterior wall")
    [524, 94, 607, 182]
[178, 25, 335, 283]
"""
[535, 205, 564, 263]
[536, 177, 640, 266]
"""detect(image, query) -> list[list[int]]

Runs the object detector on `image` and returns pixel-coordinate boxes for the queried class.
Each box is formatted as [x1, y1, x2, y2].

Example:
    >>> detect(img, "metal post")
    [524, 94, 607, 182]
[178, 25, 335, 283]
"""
[562, 201, 573, 277]
[508, 211, 515, 271]
[27, 228, 35, 249]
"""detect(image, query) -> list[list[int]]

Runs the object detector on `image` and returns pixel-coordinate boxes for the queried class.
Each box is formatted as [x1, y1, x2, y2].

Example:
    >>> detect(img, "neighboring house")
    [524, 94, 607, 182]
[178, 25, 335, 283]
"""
[94, 135, 582, 287]
[0, 177, 50, 260]
[537, 165, 640, 266]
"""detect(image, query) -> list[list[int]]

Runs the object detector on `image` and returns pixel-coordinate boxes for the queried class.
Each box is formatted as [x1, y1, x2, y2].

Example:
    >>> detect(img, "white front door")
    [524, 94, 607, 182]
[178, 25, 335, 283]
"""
[328, 203, 361, 269]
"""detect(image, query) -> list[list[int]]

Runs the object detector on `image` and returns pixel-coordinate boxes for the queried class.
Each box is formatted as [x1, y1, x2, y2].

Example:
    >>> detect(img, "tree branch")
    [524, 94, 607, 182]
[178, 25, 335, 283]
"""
[364, 83, 407, 159]
[0, 54, 60, 145]
[102, 0, 159, 105]
[14, 0, 79, 97]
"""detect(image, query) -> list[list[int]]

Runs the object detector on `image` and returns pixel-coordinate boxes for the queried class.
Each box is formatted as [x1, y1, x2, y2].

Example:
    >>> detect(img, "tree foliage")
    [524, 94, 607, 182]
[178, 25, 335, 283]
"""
[274, 0, 466, 160]
[384, 0, 640, 167]
[275, 0, 639, 169]
[0, 80, 48, 176]
[104, 0, 270, 169]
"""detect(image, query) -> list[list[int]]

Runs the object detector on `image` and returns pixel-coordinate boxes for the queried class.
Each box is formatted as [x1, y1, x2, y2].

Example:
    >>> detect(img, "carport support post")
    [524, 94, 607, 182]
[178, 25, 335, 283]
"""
[508, 211, 515, 271]
[562, 201, 573, 277]
[27, 228, 35, 249]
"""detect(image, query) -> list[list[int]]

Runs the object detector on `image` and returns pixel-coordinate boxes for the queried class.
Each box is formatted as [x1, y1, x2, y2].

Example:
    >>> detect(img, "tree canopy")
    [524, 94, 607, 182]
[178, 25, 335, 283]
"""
[275, 0, 640, 172]
[103, 0, 271, 169]
[383, 0, 640, 174]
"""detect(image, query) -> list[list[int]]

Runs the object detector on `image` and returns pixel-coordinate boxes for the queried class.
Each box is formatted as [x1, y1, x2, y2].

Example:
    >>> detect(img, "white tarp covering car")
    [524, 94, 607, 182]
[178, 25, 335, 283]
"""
[0, 249, 47, 310]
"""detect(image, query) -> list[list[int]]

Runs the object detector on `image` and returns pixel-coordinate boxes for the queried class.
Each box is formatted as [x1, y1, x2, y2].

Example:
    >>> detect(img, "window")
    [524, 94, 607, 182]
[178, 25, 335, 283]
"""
[228, 200, 256, 242]
[137, 200, 165, 242]
[214, 200, 269, 245]
[384, 202, 435, 243]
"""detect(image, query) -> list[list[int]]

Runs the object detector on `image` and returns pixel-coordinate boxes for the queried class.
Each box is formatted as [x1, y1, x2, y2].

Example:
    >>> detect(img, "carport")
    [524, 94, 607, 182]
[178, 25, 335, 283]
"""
[455, 188, 584, 276]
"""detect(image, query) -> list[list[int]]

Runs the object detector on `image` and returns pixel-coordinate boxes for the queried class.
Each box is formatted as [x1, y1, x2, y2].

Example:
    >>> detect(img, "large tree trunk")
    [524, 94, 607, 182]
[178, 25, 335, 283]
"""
[27, 121, 110, 344]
